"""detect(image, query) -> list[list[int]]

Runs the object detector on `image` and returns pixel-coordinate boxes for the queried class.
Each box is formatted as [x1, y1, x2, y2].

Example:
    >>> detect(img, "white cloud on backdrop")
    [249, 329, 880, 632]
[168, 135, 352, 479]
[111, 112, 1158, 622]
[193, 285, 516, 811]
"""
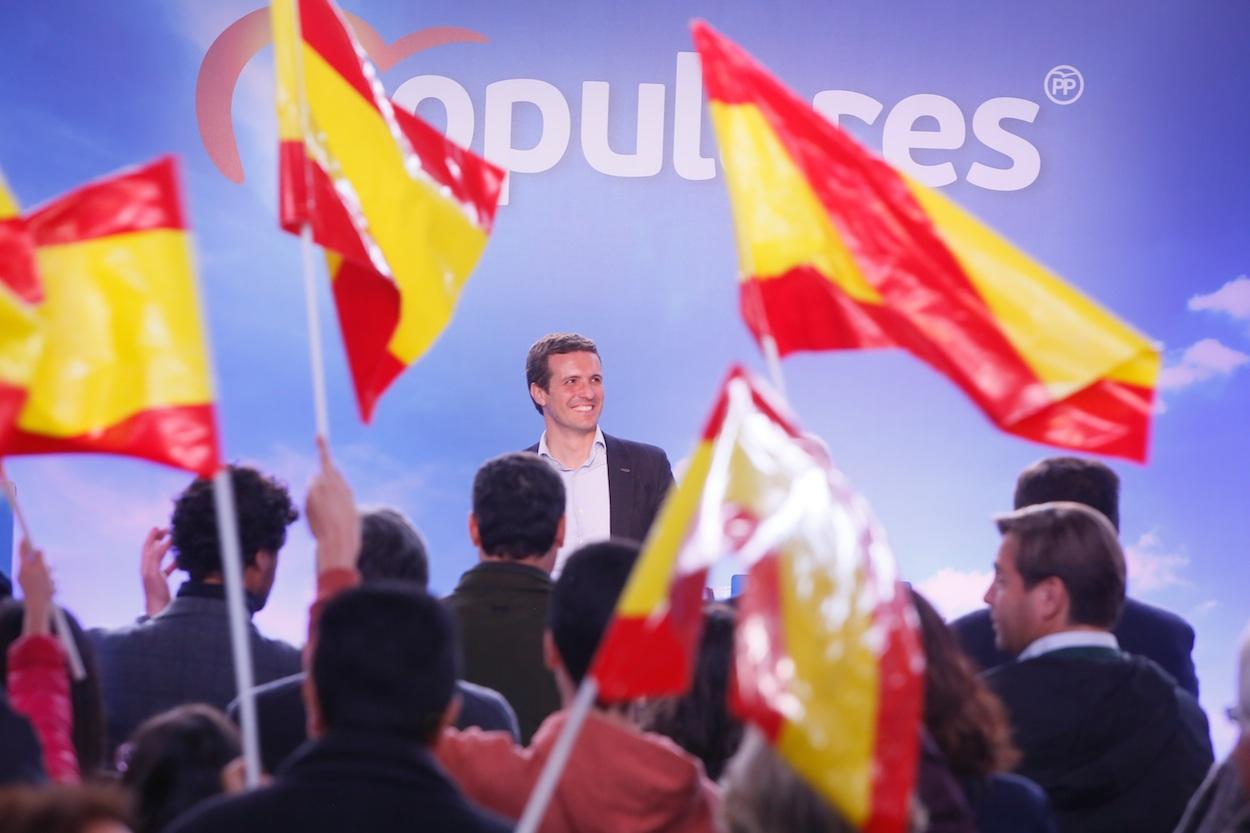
[1155, 275, 1250, 410]
[1159, 338, 1249, 391]
[1124, 531, 1191, 594]
[1189, 275, 1250, 324]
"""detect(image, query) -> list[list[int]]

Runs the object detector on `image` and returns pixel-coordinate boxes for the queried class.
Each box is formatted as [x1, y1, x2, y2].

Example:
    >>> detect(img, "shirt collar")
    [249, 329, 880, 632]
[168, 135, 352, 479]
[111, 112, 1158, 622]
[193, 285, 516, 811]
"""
[175, 580, 263, 615]
[1018, 630, 1119, 662]
[537, 427, 606, 470]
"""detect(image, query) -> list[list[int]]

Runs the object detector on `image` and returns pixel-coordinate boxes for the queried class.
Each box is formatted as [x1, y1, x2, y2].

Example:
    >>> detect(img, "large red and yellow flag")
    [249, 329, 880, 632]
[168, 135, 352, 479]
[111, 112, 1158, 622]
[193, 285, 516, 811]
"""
[592, 366, 923, 833]
[694, 22, 1160, 462]
[0, 157, 220, 477]
[271, 0, 505, 421]
[0, 168, 42, 439]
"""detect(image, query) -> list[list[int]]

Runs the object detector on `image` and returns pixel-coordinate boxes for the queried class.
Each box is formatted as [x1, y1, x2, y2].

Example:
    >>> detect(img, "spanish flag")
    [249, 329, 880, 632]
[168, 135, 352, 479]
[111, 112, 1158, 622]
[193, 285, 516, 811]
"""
[0, 168, 42, 441]
[592, 366, 923, 833]
[695, 22, 1160, 462]
[0, 157, 220, 478]
[272, 0, 505, 421]
[0, 169, 20, 218]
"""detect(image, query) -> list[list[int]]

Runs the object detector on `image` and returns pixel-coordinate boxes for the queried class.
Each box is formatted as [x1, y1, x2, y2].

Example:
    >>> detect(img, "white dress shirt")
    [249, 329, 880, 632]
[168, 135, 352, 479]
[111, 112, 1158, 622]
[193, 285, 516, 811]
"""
[537, 427, 611, 575]
[1018, 630, 1120, 662]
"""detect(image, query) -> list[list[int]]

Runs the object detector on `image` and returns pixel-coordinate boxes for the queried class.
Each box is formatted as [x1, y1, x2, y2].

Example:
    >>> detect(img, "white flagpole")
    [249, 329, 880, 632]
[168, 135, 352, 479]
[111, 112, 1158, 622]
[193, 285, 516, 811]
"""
[514, 677, 599, 833]
[759, 335, 787, 403]
[0, 463, 87, 681]
[175, 157, 262, 787]
[211, 469, 262, 787]
[300, 226, 330, 441]
[746, 279, 788, 401]
[290, 0, 330, 443]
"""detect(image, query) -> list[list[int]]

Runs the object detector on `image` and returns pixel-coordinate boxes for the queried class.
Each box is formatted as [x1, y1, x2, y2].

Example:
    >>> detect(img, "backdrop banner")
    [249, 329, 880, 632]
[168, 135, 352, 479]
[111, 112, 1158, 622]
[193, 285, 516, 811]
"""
[1, 0, 1246, 756]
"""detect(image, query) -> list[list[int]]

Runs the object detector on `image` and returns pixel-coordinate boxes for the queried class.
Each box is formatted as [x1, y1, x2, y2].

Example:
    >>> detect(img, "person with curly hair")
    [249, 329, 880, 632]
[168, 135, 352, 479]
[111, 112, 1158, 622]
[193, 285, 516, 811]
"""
[88, 465, 302, 762]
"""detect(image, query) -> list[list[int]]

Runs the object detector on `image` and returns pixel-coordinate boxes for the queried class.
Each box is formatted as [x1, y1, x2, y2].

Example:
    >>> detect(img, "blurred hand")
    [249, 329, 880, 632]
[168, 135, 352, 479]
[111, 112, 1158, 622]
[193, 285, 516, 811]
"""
[305, 436, 361, 574]
[140, 526, 177, 618]
[17, 539, 54, 636]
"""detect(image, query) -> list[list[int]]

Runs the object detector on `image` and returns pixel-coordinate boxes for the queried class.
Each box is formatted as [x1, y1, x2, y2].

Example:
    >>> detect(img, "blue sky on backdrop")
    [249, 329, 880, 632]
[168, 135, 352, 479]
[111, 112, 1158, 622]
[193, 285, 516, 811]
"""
[1, 1, 1247, 754]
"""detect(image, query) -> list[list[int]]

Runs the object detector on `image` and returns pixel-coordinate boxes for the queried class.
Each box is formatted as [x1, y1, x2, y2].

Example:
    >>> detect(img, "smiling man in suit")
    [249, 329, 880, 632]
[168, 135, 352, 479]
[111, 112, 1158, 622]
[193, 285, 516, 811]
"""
[524, 332, 673, 572]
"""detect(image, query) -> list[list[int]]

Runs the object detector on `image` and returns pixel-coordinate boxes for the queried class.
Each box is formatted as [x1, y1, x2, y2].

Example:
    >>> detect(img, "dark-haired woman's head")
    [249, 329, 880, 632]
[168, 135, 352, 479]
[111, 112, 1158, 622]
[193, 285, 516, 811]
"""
[118, 704, 241, 833]
[637, 603, 744, 779]
[908, 588, 1019, 776]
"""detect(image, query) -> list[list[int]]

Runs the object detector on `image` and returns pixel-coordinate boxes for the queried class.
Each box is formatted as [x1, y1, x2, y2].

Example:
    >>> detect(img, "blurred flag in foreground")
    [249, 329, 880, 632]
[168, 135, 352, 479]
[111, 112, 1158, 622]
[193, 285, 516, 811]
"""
[0, 169, 20, 217]
[0, 167, 41, 441]
[272, 0, 505, 420]
[592, 366, 923, 833]
[0, 157, 221, 477]
[694, 21, 1160, 462]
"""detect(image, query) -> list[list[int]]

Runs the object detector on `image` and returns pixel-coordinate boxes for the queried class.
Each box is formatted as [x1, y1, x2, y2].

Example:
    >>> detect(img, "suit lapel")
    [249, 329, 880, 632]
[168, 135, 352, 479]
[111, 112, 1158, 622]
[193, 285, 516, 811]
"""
[605, 433, 634, 539]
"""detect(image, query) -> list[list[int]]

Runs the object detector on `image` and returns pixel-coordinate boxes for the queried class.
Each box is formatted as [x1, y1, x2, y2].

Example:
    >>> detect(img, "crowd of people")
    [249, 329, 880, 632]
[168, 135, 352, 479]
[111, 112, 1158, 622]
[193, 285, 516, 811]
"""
[0, 333, 1246, 833]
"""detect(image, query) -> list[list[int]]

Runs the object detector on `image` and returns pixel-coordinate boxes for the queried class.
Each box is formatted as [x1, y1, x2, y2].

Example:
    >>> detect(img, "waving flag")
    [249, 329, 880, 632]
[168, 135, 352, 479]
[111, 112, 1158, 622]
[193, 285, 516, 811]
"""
[0, 157, 220, 477]
[592, 367, 923, 833]
[272, 0, 505, 420]
[0, 168, 42, 440]
[0, 169, 18, 218]
[694, 22, 1160, 462]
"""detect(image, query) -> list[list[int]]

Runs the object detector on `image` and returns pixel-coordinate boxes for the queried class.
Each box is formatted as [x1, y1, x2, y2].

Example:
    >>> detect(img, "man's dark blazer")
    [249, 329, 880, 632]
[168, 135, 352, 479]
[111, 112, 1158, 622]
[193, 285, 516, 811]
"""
[231, 672, 521, 774]
[166, 730, 512, 833]
[950, 597, 1199, 696]
[526, 432, 674, 543]
[88, 583, 301, 758]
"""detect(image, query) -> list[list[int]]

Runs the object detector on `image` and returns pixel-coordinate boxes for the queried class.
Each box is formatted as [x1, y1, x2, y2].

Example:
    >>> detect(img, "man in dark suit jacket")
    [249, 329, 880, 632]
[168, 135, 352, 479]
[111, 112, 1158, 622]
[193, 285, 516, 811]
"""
[168, 586, 510, 833]
[523, 332, 673, 570]
[89, 466, 302, 760]
[951, 456, 1199, 696]
[983, 502, 1211, 833]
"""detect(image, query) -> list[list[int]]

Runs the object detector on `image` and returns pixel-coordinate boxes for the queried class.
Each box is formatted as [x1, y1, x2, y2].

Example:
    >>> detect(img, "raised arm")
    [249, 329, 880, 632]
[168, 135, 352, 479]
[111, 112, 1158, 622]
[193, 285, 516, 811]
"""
[303, 437, 363, 656]
[7, 540, 79, 783]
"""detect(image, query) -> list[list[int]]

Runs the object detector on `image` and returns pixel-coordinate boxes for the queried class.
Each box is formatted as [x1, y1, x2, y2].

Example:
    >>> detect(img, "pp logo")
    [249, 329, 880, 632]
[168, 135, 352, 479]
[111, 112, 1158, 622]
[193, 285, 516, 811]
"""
[1044, 65, 1084, 105]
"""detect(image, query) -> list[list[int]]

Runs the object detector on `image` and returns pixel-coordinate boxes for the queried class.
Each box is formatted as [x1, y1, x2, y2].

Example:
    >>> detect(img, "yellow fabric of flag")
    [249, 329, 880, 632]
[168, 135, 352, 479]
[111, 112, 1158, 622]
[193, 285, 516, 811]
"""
[0, 158, 220, 477]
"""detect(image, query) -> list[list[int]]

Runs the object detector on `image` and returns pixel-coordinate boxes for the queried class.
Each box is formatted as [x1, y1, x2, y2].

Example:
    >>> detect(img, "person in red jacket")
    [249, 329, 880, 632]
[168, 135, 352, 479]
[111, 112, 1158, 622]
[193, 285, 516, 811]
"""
[436, 540, 720, 833]
[296, 442, 716, 833]
[5, 540, 77, 782]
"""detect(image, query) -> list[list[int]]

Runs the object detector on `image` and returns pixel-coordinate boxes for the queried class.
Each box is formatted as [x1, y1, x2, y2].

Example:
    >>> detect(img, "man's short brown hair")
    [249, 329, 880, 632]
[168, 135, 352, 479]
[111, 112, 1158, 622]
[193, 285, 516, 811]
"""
[524, 332, 599, 414]
[995, 501, 1126, 629]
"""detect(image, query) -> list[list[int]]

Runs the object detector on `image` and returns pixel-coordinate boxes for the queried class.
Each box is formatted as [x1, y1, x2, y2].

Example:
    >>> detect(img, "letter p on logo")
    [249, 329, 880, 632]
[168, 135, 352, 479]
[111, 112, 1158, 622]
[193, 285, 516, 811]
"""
[1044, 65, 1084, 105]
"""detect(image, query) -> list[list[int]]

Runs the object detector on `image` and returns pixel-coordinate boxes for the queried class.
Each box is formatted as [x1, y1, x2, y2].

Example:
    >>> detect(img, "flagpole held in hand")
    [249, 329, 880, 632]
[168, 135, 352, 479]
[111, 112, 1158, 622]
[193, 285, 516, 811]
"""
[293, 0, 329, 442]
[300, 226, 330, 441]
[514, 676, 599, 833]
[212, 468, 263, 788]
[0, 462, 87, 681]
[760, 335, 787, 403]
[747, 277, 788, 401]
[181, 170, 262, 787]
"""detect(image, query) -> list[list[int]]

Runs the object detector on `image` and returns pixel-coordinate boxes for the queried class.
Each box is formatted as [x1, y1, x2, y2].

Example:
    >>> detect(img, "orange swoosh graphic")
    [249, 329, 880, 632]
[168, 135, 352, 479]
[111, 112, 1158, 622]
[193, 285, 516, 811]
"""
[195, 9, 487, 183]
